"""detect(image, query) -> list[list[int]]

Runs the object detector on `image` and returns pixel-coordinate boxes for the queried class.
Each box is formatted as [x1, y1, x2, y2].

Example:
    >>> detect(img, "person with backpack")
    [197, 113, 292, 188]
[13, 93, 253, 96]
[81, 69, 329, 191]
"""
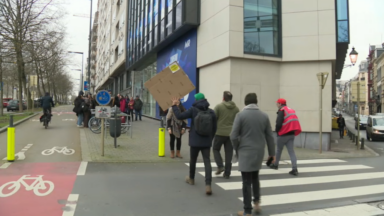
[171, 93, 217, 195]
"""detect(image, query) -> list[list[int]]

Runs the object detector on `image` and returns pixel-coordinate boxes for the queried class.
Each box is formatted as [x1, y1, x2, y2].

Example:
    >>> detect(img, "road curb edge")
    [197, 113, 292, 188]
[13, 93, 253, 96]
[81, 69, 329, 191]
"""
[80, 129, 93, 162]
[0, 112, 41, 133]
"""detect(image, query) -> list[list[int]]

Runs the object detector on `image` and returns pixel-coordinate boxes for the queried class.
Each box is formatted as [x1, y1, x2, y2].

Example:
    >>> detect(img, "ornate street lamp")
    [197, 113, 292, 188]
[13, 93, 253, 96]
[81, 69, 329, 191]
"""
[343, 47, 359, 68]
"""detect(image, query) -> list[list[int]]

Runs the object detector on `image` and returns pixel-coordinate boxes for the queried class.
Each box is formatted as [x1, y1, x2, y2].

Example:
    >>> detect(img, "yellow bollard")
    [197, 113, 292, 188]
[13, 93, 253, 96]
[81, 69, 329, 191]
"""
[158, 128, 165, 157]
[7, 115, 15, 162]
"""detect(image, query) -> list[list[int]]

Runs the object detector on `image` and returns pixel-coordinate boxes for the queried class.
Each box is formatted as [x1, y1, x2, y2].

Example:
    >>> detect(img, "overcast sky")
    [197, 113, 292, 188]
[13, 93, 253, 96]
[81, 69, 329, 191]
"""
[62, 0, 383, 86]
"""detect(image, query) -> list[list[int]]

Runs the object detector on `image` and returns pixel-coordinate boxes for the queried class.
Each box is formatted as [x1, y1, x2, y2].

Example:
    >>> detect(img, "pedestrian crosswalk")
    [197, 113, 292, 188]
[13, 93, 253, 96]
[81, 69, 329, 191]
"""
[186, 159, 384, 209]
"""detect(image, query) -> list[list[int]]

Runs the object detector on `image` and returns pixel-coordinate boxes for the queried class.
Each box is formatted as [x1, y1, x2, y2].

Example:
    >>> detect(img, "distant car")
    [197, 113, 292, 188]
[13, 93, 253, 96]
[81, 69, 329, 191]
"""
[7, 100, 27, 112]
[355, 115, 368, 129]
[2, 98, 12, 108]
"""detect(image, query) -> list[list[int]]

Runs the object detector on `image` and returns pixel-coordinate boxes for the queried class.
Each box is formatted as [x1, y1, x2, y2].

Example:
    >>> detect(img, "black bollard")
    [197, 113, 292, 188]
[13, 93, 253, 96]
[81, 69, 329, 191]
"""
[352, 134, 355, 142]
[360, 138, 365, 150]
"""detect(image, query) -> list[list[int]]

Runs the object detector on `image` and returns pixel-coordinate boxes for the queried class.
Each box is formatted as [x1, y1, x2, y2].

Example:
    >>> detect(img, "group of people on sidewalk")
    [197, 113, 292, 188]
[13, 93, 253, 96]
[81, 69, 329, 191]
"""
[72, 90, 145, 127]
[167, 91, 302, 216]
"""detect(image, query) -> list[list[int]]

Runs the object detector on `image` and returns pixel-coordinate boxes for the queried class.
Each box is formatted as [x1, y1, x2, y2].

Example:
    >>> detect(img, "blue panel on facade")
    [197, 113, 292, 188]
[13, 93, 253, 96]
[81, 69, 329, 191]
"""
[156, 29, 198, 124]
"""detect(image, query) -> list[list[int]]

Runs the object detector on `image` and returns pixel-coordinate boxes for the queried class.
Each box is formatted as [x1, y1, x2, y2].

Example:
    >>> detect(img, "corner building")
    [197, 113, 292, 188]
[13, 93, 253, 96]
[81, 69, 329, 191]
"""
[96, 0, 351, 151]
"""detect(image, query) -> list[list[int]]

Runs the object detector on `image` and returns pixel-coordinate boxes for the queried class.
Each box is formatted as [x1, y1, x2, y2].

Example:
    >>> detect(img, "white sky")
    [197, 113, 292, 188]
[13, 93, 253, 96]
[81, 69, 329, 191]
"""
[62, 0, 383, 86]
[61, 0, 98, 94]
[340, 0, 384, 80]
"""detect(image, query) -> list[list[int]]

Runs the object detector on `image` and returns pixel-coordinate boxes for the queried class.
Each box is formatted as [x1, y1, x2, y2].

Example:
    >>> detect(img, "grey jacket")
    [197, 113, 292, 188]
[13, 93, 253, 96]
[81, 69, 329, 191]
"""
[230, 104, 275, 172]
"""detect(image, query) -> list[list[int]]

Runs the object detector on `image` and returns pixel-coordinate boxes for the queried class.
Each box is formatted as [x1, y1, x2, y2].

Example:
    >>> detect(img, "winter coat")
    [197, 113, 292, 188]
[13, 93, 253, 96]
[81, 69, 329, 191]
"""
[134, 99, 143, 110]
[172, 99, 217, 148]
[230, 104, 275, 172]
[73, 97, 84, 114]
[120, 99, 126, 113]
[213, 101, 240, 136]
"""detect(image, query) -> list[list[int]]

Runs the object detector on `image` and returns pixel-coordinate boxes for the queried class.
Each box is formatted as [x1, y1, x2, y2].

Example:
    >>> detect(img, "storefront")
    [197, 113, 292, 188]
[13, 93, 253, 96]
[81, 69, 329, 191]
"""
[133, 61, 157, 118]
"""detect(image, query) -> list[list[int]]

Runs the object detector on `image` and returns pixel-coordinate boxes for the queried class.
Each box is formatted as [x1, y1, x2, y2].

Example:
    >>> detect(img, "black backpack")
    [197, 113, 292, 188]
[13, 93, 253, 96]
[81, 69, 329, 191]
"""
[194, 108, 213, 136]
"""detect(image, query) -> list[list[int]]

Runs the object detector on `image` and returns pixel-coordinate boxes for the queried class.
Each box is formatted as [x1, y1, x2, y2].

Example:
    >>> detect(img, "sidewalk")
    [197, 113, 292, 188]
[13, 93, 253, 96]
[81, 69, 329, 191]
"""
[80, 117, 378, 163]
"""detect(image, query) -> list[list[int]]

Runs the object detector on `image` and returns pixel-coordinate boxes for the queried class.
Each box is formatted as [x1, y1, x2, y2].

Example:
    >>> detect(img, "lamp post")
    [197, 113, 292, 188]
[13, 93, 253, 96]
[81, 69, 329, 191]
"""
[317, 72, 329, 154]
[68, 51, 84, 91]
[344, 47, 359, 68]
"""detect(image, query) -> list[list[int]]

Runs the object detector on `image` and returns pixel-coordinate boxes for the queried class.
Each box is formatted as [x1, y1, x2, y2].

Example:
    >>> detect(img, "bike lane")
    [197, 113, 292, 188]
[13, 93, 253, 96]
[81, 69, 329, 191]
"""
[0, 106, 83, 216]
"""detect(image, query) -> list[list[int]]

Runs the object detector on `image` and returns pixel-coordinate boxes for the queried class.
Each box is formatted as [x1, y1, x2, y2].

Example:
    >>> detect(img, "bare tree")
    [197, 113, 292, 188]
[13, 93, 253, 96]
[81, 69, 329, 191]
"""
[0, 0, 64, 111]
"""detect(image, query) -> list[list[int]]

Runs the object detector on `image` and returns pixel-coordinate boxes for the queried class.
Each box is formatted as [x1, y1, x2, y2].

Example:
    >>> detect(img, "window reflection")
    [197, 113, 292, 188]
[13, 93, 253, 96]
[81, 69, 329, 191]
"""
[244, 0, 280, 56]
[175, 2, 182, 29]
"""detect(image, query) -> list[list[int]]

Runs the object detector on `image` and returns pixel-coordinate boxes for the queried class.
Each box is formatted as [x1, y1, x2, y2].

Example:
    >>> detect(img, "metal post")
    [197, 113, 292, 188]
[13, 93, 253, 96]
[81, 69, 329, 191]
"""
[81, 54, 84, 91]
[101, 118, 105, 156]
[357, 81, 360, 149]
[360, 138, 365, 149]
[319, 76, 323, 154]
[114, 105, 117, 148]
[87, 0, 93, 89]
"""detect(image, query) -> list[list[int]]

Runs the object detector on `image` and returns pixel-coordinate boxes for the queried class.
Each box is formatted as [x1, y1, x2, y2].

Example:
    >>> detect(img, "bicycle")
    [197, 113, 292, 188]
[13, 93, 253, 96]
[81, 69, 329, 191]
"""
[0, 175, 54, 197]
[42, 109, 51, 129]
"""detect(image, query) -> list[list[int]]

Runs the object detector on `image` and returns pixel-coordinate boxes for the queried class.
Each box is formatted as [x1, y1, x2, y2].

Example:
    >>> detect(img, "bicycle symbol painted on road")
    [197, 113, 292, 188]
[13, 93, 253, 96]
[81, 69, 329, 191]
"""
[41, 146, 75, 156]
[0, 175, 54, 197]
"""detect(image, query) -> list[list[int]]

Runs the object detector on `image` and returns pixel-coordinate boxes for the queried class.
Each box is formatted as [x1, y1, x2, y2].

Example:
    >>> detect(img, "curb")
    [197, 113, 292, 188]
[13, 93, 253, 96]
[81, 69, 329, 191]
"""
[0, 112, 41, 133]
[79, 129, 93, 162]
[365, 145, 380, 157]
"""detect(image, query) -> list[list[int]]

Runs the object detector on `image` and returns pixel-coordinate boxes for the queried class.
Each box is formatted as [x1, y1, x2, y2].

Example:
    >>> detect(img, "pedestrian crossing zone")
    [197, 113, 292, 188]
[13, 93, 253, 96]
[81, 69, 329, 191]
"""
[185, 159, 384, 214]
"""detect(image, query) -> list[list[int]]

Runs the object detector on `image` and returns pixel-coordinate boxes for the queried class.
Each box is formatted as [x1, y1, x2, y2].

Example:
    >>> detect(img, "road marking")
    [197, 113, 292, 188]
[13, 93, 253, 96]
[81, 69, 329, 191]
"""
[41, 146, 75, 156]
[0, 175, 54, 197]
[62, 194, 79, 216]
[270, 203, 384, 216]
[199, 165, 372, 177]
[2, 144, 33, 161]
[217, 172, 384, 190]
[189, 159, 346, 168]
[0, 163, 11, 169]
[62, 119, 75, 121]
[31, 119, 40, 122]
[77, 162, 88, 176]
[239, 184, 384, 206]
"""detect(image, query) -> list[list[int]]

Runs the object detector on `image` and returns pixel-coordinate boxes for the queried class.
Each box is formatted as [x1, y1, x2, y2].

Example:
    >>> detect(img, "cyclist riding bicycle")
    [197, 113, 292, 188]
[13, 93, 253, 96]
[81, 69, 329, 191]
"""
[40, 92, 55, 122]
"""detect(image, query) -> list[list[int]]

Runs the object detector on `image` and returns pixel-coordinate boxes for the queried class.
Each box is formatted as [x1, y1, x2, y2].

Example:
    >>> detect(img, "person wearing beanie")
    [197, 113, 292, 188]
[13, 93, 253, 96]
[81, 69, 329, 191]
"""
[171, 92, 217, 196]
[230, 93, 275, 216]
[213, 91, 239, 179]
[269, 98, 301, 176]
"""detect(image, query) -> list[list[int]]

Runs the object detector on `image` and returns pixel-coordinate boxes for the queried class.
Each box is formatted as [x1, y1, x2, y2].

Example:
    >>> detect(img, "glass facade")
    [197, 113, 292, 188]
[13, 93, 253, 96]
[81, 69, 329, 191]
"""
[336, 0, 349, 43]
[244, 0, 281, 56]
[126, 0, 184, 69]
[134, 61, 157, 117]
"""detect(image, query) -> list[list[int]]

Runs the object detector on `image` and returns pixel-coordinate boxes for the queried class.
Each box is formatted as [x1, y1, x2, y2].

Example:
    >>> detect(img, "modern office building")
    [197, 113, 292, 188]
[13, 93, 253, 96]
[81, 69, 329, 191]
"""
[95, 0, 351, 151]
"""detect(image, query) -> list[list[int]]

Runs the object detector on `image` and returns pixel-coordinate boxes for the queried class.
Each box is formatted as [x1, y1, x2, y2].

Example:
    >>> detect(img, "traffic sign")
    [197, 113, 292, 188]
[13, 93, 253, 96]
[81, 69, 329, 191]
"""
[84, 81, 89, 91]
[95, 106, 111, 118]
[96, 90, 111, 106]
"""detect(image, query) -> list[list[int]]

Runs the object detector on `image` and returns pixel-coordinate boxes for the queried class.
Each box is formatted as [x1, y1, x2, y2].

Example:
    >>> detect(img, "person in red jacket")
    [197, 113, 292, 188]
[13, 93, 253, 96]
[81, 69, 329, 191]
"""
[269, 98, 301, 176]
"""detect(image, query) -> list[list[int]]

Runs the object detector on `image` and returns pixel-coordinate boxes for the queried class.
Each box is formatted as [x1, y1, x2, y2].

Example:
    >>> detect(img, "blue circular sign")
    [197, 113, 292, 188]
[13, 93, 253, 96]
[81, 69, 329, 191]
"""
[96, 90, 111, 106]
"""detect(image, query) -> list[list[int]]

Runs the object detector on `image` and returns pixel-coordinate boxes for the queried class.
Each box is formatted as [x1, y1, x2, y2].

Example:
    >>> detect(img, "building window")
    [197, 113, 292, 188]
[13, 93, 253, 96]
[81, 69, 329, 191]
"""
[336, 0, 349, 43]
[126, 71, 131, 88]
[244, 0, 281, 56]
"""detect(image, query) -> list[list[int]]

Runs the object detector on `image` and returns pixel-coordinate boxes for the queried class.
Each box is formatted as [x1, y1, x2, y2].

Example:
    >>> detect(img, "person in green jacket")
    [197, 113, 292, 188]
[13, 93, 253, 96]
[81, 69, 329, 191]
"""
[213, 91, 240, 178]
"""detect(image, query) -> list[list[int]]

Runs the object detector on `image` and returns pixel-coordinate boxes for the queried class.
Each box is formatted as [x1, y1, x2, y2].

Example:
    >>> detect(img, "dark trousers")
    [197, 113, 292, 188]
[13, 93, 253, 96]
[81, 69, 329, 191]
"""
[135, 109, 142, 121]
[170, 134, 182, 150]
[83, 111, 91, 128]
[128, 109, 134, 121]
[213, 135, 233, 176]
[339, 126, 344, 138]
[189, 147, 212, 185]
[43, 107, 51, 115]
[241, 171, 260, 214]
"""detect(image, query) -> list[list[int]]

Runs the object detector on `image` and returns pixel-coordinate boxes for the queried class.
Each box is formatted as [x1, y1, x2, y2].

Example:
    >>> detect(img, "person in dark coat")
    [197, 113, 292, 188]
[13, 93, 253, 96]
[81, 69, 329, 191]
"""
[40, 92, 54, 116]
[337, 114, 346, 138]
[171, 93, 217, 195]
[74, 91, 85, 127]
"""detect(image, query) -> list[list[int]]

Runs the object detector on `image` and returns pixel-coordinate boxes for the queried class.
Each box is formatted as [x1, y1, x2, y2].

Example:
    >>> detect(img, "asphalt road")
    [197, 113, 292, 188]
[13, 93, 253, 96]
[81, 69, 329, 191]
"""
[0, 107, 383, 216]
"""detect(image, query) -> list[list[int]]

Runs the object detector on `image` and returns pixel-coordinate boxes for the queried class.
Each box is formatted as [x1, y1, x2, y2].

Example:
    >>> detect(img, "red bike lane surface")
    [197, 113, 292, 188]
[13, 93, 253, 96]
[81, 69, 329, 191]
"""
[0, 162, 80, 216]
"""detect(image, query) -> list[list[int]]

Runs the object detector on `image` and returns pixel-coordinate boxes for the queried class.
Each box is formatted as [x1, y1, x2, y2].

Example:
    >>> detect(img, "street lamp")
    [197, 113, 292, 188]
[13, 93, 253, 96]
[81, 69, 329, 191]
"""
[71, 69, 82, 92]
[68, 51, 84, 91]
[317, 72, 329, 154]
[344, 47, 359, 68]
